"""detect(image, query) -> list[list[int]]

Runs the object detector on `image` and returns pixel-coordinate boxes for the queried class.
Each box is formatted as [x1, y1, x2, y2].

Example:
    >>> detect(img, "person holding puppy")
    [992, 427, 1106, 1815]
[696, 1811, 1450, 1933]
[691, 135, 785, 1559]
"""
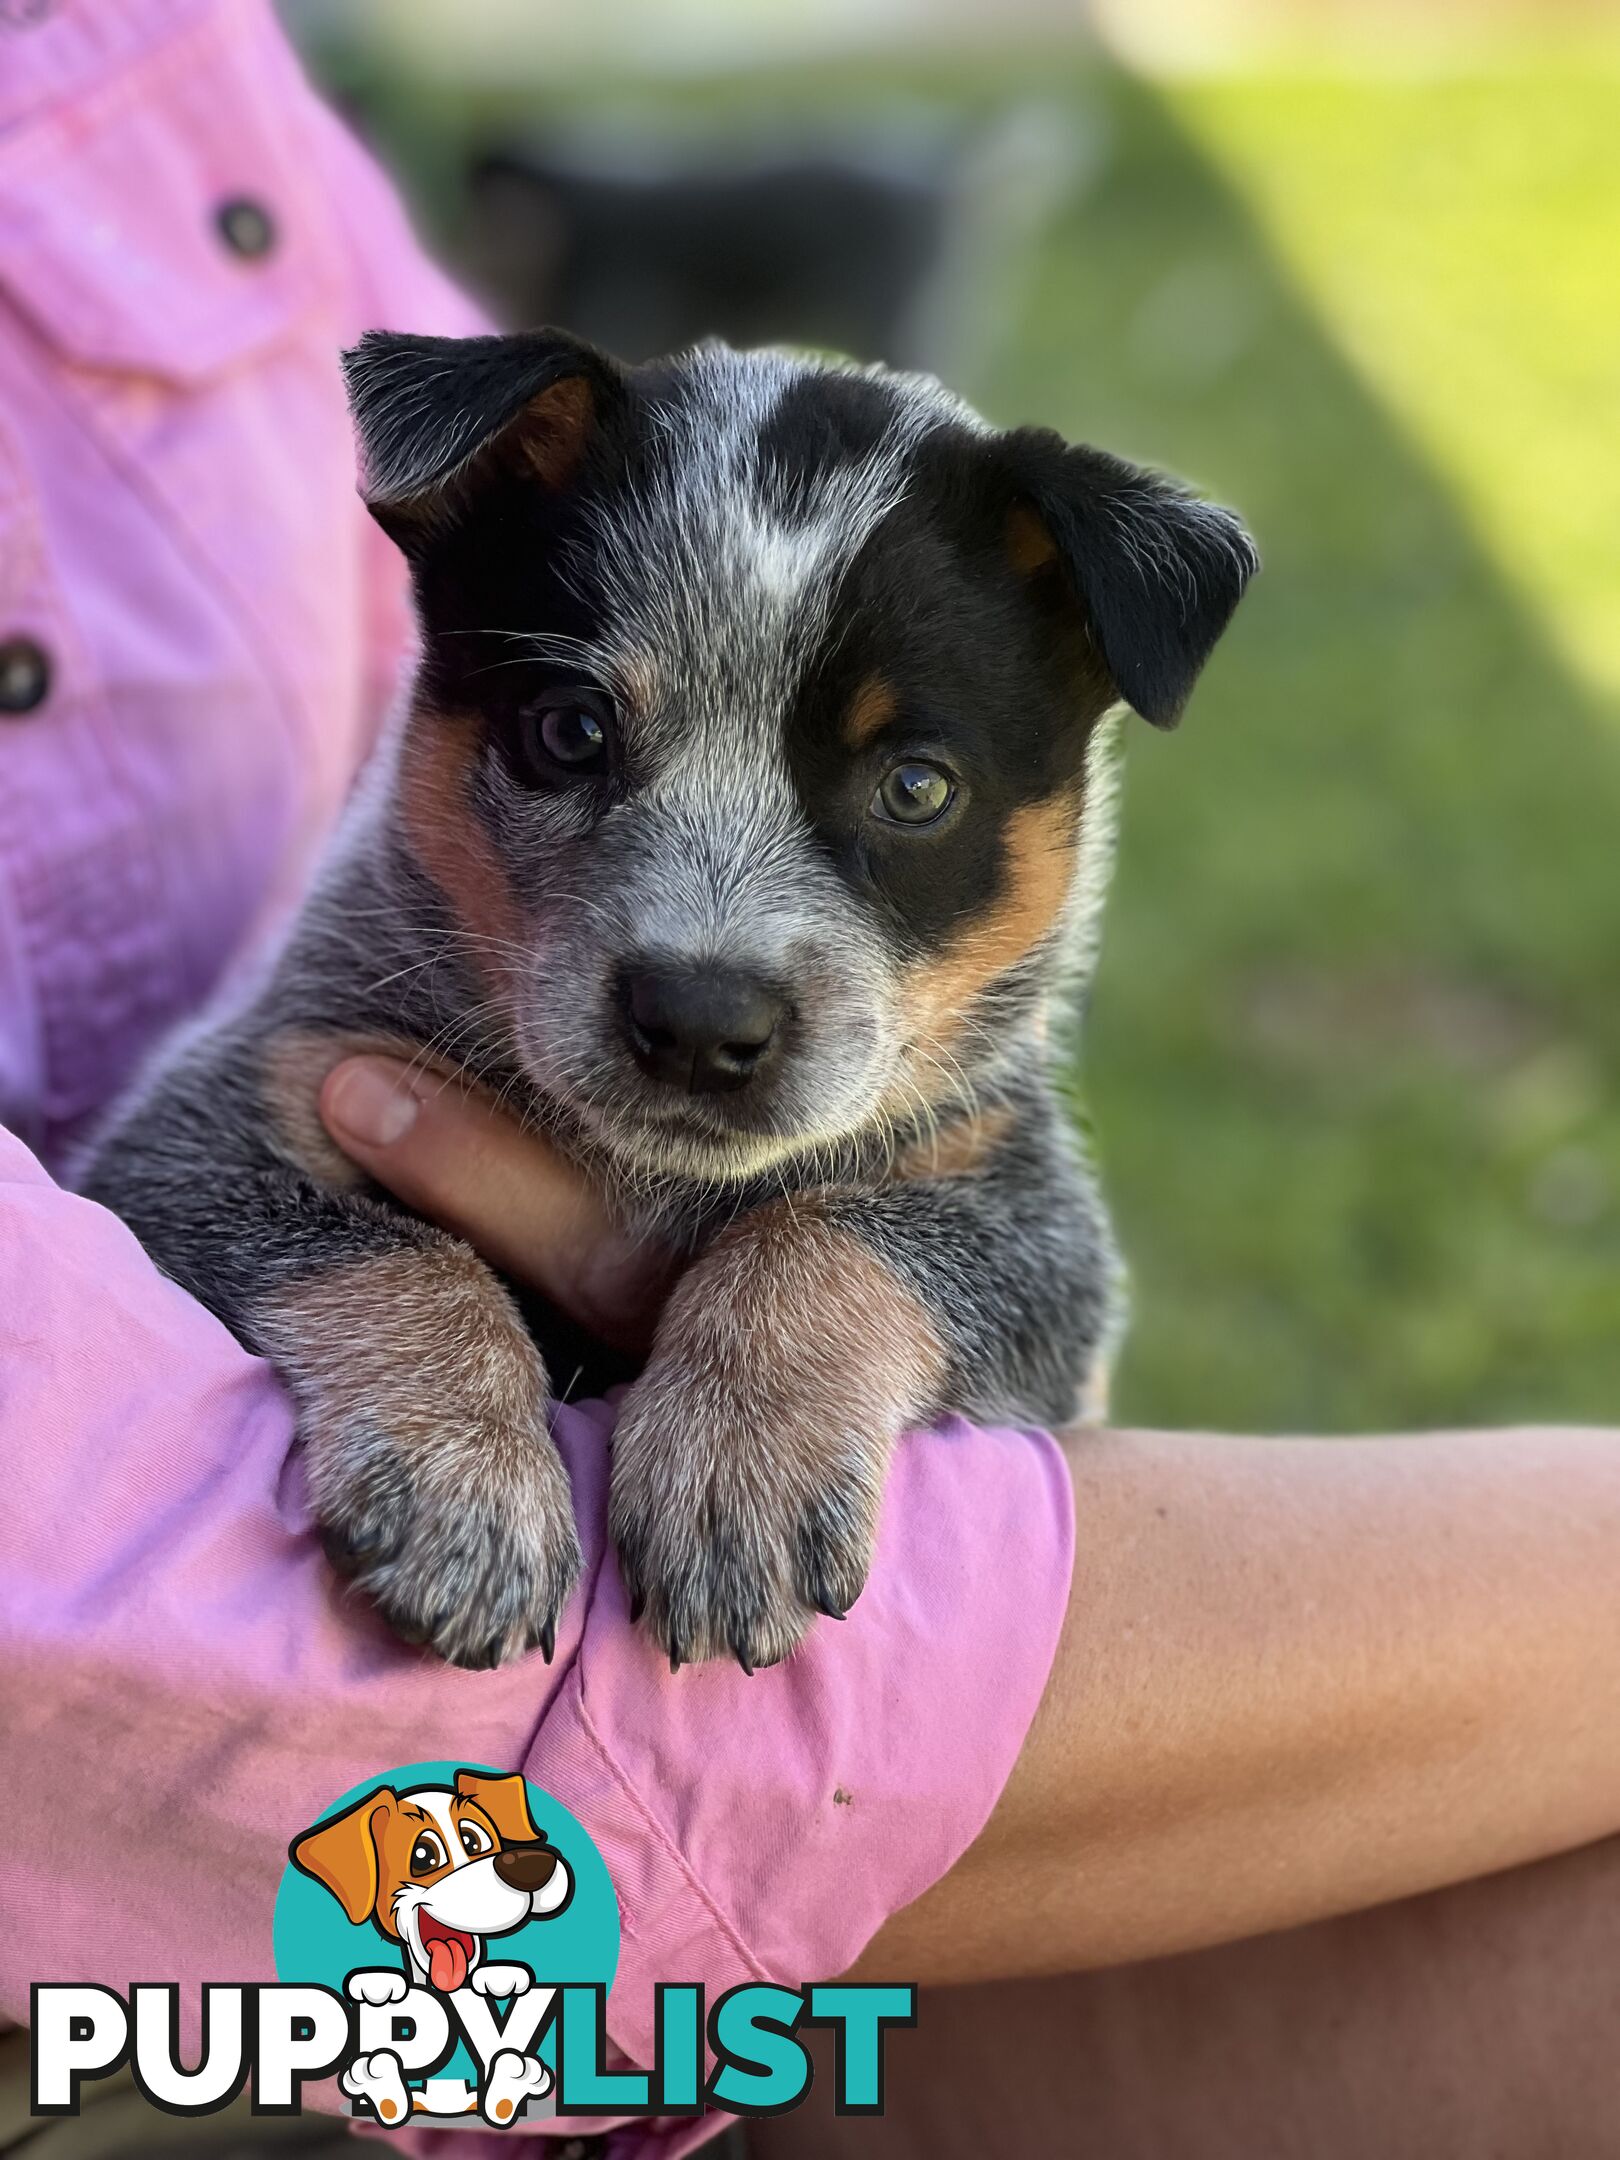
[4, 6, 1620, 2157]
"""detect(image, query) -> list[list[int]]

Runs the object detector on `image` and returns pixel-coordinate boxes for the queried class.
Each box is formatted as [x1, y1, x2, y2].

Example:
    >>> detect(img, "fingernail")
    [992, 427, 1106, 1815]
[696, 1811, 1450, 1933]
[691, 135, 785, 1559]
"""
[324, 1058, 421, 1149]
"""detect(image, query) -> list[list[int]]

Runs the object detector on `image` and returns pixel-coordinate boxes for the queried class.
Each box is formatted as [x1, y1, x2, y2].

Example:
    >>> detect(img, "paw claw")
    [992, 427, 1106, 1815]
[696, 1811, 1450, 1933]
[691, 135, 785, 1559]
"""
[323, 1524, 402, 1577]
[612, 1433, 878, 1671]
[316, 1425, 580, 1670]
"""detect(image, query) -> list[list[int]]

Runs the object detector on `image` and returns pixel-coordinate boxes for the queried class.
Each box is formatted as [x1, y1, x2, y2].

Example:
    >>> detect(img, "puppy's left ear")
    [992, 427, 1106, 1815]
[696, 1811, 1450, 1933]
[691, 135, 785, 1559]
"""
[341, 327, 623, 549]
[454, 1768, 540, 1846]
[1003, 431, 1258, 729]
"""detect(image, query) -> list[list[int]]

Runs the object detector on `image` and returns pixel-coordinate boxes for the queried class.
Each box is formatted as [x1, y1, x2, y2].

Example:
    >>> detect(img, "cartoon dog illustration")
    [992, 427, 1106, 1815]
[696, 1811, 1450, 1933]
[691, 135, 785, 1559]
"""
[292, 1767, 573, 1992]
[290, 1768, 572, 2126]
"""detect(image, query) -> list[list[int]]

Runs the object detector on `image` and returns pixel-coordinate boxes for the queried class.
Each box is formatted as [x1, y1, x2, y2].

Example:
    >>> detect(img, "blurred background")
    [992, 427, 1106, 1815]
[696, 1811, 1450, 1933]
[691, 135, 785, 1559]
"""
[282, 0, 1620, 1442]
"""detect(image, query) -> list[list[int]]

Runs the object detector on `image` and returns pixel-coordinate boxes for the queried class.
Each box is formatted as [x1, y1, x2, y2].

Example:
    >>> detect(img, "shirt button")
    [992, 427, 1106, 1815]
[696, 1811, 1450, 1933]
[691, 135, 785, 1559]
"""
[0, 637, 51, 716]
[215, 197, 277, 261]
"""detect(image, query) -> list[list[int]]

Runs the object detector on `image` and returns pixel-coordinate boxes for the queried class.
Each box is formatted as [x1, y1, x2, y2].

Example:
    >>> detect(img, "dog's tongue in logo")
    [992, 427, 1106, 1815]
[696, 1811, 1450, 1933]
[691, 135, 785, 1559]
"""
[419, 1914, 475, 1993]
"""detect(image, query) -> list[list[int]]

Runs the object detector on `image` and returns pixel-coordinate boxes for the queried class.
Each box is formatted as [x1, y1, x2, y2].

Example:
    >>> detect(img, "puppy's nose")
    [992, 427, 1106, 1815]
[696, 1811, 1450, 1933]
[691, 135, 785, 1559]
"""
[493, 1842, 560, 1894]
[620, 966, 785, 1094]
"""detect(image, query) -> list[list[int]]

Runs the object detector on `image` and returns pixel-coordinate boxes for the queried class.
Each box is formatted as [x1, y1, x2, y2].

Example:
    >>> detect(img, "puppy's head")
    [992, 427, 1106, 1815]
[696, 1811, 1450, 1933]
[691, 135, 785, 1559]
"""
[290, 1770, 571, 1984]
[346, 330, 1255, 1182]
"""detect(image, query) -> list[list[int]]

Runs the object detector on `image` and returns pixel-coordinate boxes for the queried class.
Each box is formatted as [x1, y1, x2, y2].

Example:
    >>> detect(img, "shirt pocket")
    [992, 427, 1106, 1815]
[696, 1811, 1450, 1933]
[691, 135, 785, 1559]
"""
[0, 8, 374, 1140]
[0, 5, 340, 387]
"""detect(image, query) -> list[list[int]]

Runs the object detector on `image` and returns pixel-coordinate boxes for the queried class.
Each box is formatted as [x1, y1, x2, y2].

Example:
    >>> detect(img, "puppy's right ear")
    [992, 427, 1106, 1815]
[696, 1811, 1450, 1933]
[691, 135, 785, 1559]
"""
[341, 328, 622, 549]
[288, 1786, 397, 1925]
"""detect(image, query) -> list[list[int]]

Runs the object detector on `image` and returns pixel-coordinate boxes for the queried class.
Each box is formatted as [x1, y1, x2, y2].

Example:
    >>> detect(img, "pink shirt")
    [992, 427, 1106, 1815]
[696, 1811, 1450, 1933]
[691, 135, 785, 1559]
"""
[0, 6, 1076, 2153]
[0, 0, 480, 1162]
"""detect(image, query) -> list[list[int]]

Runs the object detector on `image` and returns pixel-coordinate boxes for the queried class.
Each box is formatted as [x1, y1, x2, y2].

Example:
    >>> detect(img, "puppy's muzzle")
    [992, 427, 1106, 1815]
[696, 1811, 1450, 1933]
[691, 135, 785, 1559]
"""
[493, 1841, 563, 1895]
[618, 964, 786, 1096]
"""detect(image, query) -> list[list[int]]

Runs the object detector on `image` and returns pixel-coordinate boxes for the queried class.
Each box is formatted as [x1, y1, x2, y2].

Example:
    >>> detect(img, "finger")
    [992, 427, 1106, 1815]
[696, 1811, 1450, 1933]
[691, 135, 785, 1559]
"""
[319, 1056, 669, 1349]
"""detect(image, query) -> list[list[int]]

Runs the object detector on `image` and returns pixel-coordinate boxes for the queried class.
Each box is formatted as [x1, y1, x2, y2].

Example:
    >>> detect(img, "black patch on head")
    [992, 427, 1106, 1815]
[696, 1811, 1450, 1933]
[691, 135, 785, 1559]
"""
[781, 451, 1080, 959]
[753, 364, 907, 515]
[780, 422, 1101, 956]
[782, 410, 1254, 962]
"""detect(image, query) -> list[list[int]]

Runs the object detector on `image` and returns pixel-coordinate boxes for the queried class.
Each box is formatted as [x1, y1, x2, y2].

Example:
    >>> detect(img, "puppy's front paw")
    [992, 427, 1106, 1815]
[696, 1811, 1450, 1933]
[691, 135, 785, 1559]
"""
[611, 1366, 878, 1671]
[608, 1209, 945, 1671]
[262, 1249, 581, 1669]
[318, 1412, 580, 1670]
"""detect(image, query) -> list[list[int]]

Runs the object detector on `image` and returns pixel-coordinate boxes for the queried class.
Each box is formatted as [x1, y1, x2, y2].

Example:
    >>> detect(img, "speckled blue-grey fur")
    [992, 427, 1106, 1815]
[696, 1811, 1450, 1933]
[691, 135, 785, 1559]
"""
[81, 330, 1254, 1670]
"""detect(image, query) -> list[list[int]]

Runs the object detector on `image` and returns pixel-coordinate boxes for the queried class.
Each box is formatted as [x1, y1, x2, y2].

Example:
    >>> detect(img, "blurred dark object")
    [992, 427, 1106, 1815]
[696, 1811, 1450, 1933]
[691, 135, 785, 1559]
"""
[462, 132, 952, 365]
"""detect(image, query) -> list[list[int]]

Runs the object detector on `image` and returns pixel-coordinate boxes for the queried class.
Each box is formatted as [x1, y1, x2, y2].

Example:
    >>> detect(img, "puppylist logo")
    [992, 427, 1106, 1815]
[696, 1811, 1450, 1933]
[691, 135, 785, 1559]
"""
[30, 1760, 916, 2130]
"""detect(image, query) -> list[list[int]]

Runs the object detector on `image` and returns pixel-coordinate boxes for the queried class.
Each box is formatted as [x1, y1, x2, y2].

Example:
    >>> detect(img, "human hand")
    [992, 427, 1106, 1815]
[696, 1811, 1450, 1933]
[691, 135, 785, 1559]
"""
[319, 1055, 674, 1352]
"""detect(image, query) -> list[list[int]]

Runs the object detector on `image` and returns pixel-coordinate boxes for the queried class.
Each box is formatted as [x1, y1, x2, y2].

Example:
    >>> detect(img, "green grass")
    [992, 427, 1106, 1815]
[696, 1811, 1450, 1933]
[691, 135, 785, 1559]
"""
[994, 61, 1620, 1431]
[1174, 60, 1620, 702]
[308, 36, 1620, 1434]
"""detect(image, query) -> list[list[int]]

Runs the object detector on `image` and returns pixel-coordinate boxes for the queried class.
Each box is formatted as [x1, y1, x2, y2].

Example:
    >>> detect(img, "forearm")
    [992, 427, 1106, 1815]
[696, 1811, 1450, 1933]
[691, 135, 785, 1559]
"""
[2, 1122, 1071, 2062]
[856, 1422, 1620, 1981]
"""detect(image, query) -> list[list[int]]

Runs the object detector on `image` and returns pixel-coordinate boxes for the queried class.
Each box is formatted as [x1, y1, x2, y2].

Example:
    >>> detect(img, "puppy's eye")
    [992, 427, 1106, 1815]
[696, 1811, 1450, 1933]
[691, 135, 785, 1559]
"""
[514, 688, 615, 783]
[409, 1832, 448, 1877]
[872, 761, 955, 827]
[459, 1822, 493, 1857]
[541, 703, 606, 767]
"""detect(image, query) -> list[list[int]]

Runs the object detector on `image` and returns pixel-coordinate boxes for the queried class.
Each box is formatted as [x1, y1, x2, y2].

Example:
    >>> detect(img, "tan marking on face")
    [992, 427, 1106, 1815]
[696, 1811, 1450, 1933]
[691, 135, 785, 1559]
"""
[397, 703, 524, 970]
[261, 1027, 425, 1190]
[514, 374, 596, 489]
[843, 675, 897, 750]
[896, 791, 1080, 1077]
[890, 1103, 1016, 1183]
[1007, 502, 1058, 575]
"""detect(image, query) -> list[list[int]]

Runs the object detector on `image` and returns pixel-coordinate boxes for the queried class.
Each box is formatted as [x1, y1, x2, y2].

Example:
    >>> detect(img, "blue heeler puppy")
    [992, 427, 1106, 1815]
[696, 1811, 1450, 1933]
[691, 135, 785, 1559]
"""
[81, 330, 1256, 1672]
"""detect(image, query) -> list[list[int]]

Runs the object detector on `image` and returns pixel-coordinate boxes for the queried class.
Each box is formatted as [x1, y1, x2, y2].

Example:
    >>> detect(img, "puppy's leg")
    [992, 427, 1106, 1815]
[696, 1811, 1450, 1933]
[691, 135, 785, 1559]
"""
[80, 1034, 579, 1669]
[608, 1204, 948, 1671]
[254, 1217, 578, 1667]
[611, 1096, 1114, 1670]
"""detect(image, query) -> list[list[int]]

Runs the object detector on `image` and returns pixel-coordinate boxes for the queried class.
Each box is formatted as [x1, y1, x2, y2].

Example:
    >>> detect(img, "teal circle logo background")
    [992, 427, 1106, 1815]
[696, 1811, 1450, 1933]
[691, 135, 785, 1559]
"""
[273, 1760, 618, 2082]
